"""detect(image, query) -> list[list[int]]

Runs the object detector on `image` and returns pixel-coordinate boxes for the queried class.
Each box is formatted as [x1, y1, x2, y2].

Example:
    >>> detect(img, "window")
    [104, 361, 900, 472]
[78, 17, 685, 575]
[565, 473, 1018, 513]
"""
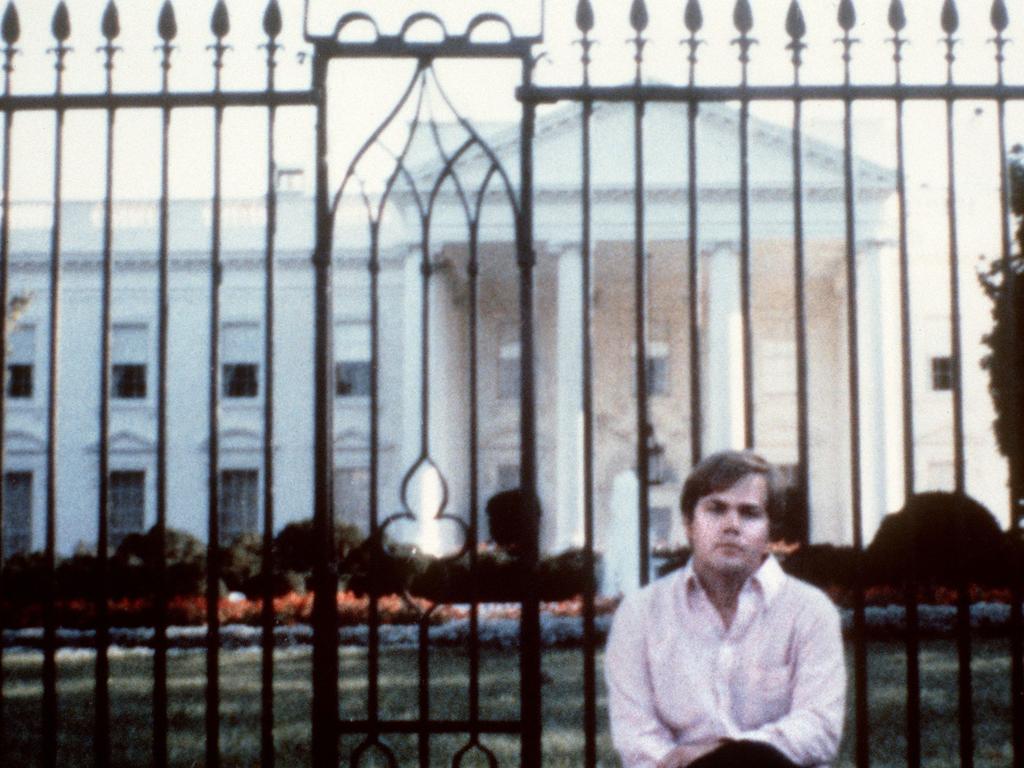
[7, 365, 32, 398]
[218, 470, 258, 545]
[337, 362, 371, 396]
[498, 340, 520, 400]
[496, 463, 519, 492]
[931, 356, 953, 391]
[646, 342, 669, 396]
[6, 326, 34, 399]
[3, 472, 32, 559]
[223, 364, 258, 398]
[109, 471, 145, 551]
[632, 340, 670, 397]
[334, 467, 370, 531]
[222, 323, 260, 399]
[112, 365, 146, 399]
[335, 323, 371, 398]
[649, 506, 672, 551]
[112, 325, 147, 399]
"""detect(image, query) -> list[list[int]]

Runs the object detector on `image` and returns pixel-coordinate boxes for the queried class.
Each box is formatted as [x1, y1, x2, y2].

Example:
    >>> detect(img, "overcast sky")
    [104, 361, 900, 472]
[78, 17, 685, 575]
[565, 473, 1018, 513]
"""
[1, 0, 1021, 203]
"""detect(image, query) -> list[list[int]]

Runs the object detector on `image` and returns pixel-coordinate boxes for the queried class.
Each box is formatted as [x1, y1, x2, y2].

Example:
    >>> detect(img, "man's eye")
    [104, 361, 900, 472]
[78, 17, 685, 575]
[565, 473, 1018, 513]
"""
[740, 507, 765, 519]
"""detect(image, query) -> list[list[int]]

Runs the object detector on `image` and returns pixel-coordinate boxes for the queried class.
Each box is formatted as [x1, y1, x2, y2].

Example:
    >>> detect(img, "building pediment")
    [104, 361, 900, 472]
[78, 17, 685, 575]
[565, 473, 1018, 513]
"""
[410, 100, 893, 197]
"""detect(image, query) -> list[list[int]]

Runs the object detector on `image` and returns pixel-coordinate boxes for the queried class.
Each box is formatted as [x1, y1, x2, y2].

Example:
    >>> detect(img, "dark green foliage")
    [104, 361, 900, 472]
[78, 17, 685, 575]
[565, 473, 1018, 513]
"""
[979, 145, 1024, 480]
[0, 551, 50, 605]
[865, 491, 1011, 586]
[273, 518, 363, 574]
[114, 526, 207, 598]
[219, 532, 263, 597]
[343, 535, 430, 597]
[782, 543, 863, 589]
[485, 489, 539, 556]
[377, 547, 597, 603]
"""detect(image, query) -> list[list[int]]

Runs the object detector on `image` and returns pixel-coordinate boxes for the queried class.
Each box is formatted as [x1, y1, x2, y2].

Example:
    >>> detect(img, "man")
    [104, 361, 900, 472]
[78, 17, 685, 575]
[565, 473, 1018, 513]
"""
[605, 450, 845, 768]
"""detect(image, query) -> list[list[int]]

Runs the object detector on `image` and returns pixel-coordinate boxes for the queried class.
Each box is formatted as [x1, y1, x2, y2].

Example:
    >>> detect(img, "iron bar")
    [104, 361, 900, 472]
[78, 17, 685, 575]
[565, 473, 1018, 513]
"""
[310, 48, 338, 768]
[735, 2, 754, 450]
[259, 6, 280, 767]
[204, 10, 228, 764]
[519, 82, 1024, 105]
[940, 9, 974, 765]
[685, 12, 701, 468]
[42, 13, 70, 766]
[518, 53, 542, 768]
[93, 15, 118, 766]
[467, 192, 481, 743]
[889, 5, 920, 764]
[367, 220, 383, 749]
[302, 39, 534, 60]
[0, 5, 16, 737]
[577, 11, 598, 766]
[788, 5, 810, 547]
[418, 618, 431, 766]
[152, 10, 175, 767]
[836, 7, 869, 766]
[631, 8, 650, 590]
[0, 89, 313, 111]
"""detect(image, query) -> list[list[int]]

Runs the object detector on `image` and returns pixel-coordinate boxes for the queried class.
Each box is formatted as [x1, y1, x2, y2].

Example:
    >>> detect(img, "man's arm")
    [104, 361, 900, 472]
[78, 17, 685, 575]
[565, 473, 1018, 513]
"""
[738, 594, 846, 766]
[604, 595, 679, 768]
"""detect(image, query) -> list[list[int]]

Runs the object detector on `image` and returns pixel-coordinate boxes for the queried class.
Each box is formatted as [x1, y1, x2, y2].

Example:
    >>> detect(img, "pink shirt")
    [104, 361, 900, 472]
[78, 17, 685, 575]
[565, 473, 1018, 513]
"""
[605, 556, 845, 768]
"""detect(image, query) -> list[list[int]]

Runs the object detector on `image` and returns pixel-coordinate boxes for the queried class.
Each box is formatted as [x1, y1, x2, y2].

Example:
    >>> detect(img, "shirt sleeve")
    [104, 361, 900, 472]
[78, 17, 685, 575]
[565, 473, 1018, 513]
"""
[738, 593, 846, 766]
[604, 593, 678, 768]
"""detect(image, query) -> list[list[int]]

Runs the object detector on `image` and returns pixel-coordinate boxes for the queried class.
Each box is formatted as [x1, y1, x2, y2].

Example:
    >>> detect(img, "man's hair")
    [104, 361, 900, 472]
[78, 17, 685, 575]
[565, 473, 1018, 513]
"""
[679, 450, 786, 535]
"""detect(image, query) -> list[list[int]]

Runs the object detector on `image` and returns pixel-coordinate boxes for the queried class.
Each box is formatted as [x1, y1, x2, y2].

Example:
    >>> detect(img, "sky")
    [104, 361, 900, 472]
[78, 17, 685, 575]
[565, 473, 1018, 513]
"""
[1, 0, 1021, 204]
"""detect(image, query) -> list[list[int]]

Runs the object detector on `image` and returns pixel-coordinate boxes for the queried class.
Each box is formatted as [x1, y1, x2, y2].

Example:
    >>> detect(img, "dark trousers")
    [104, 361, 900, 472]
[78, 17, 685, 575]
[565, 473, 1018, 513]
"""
[688, 740, 800, 768]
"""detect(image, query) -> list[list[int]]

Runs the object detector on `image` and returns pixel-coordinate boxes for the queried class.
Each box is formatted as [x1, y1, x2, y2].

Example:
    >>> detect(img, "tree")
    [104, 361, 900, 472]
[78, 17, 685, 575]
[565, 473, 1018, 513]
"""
[979, 144, 1024, 521]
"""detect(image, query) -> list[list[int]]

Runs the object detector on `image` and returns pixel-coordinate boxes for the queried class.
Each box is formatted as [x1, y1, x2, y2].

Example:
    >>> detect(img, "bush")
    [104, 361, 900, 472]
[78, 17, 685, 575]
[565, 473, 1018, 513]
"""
[782, 543, 863, 591]
[368, 547, 598, 603]
[865, 491, 1011, 587]
[273, 518, 363, 575]
[1, 551, 51, 606]
[113, 526, 207, 598]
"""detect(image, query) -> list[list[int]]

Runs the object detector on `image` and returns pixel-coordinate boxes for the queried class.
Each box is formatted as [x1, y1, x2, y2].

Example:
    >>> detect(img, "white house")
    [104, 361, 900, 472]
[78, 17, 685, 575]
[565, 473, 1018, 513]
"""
[1, 98, 1010, 561]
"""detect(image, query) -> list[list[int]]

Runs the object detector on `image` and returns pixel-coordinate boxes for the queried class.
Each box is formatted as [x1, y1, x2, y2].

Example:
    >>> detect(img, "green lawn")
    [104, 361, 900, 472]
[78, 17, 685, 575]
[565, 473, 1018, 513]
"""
[0, 638, 1014, 766]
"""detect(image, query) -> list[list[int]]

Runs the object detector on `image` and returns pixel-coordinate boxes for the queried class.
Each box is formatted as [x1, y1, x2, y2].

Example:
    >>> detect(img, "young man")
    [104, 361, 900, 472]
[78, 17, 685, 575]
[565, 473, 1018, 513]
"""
[605, 450, 845, 768]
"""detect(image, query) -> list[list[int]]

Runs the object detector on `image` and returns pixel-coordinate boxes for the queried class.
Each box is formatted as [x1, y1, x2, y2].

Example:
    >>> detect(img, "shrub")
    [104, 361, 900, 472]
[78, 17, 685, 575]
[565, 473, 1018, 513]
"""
[113, 526, 207, 598]
[865, 491, 1011, 587]
[273, 518, 364, 575]
[782, 543, 862, 591]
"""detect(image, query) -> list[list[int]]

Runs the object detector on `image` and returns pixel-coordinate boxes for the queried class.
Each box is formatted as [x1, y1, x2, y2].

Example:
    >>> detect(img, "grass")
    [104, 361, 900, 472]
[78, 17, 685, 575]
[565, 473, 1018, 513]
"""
[0, 637, 1015, 766]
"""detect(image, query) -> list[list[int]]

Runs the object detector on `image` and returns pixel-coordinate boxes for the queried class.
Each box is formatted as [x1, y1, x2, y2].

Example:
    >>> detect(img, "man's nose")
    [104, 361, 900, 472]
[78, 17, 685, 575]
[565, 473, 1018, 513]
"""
[721, 508, 741, 530]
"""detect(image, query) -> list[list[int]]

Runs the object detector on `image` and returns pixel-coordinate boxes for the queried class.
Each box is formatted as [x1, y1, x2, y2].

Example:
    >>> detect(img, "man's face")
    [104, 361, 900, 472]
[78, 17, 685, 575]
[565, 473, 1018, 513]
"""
[685, 472, 770, 583]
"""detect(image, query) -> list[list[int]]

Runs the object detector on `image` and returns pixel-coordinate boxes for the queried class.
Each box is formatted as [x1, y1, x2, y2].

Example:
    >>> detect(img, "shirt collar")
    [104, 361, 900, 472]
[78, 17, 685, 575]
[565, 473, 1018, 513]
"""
[679, 554, 786, 609]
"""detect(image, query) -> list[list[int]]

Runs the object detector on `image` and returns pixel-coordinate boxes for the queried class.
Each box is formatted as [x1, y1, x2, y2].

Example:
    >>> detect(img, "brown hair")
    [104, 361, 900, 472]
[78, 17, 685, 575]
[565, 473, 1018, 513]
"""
[680, 450, 786, 536]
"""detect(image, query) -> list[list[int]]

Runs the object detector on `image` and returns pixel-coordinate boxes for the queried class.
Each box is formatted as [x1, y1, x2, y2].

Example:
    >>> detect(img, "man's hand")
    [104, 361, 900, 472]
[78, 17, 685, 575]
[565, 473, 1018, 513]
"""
[656, 739, 727, 768]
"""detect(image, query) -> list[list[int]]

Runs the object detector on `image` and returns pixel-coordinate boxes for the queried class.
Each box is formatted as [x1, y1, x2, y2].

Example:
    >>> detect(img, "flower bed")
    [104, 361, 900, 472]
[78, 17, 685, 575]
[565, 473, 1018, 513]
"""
[2, 589, 1022, 651]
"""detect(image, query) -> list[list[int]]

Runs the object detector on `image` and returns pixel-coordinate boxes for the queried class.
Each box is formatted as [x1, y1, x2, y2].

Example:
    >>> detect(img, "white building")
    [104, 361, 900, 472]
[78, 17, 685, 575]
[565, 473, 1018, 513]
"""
[1, 99, 1010, 560]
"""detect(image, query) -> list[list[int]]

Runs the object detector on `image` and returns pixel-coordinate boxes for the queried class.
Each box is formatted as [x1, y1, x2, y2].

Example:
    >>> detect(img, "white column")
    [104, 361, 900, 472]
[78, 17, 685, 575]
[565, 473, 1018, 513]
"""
[398, 248, 425, 548]
[703, 246, 744, 454]
[555, 247, 584, 551]
[857, 243, 901, 541]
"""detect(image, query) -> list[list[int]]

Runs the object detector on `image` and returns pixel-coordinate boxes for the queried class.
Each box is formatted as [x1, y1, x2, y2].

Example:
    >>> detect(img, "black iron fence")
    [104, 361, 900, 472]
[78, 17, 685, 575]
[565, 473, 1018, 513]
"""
[0, 1, 1022, 767]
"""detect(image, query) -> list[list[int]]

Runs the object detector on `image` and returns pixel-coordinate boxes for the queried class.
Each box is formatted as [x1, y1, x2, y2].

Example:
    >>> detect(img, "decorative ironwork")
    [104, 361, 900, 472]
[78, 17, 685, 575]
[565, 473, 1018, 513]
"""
[0, 2, 1022, 767]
